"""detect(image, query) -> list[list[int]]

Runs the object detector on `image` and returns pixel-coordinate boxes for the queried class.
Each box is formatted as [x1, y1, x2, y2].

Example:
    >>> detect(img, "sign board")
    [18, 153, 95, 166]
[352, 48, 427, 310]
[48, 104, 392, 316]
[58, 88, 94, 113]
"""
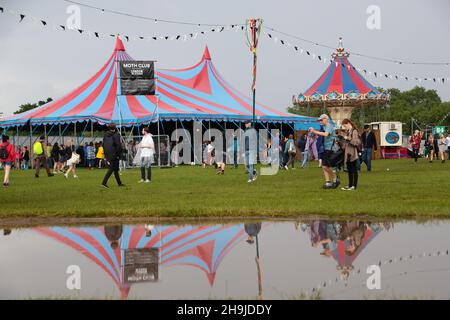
[123, 248, 159, 284]
[433, 126, 446, 136]
[120, 61, 154, 79]
[121, 79, 155, 95]
[120, 61, 155, 95]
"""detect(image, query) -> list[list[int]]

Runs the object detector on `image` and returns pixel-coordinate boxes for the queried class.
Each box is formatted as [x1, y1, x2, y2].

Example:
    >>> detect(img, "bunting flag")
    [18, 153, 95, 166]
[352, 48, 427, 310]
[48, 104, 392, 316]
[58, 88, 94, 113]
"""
[0, 6, 245, 43]
[262, 30, 450, 85]
[309, 248, 449, 295]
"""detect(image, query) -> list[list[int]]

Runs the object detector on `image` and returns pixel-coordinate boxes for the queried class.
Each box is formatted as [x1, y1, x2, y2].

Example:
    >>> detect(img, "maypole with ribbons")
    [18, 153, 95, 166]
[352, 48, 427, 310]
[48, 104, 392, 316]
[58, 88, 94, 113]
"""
[245, 18, 263, 128]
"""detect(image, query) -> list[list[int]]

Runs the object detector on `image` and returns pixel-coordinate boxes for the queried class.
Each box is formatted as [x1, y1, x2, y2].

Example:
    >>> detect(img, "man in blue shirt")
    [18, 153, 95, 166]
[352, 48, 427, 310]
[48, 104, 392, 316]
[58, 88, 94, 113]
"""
[309, 114, 338, 189]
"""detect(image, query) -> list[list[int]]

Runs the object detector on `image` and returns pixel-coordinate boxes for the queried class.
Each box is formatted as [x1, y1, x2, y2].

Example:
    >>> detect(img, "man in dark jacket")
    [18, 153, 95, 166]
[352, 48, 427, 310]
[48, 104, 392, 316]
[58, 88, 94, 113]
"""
[361, 125, 377, 172]
[101, 123, 124, 188]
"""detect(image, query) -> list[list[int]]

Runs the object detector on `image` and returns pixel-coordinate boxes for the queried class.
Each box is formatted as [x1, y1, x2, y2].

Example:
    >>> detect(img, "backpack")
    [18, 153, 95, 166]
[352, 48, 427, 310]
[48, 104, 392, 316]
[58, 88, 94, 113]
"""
[288, 141, 296, 153]
[0, 144, 9, 160]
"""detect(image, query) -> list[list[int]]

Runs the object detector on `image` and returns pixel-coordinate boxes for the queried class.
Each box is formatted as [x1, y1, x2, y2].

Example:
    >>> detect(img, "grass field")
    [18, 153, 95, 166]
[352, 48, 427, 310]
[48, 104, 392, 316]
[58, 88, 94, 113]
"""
[0, 159, 449, 219]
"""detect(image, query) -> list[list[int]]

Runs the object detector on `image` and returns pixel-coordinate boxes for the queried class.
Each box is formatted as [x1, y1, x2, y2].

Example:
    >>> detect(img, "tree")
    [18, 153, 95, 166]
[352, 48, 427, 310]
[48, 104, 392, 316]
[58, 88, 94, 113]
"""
[289, 86, 449, 135]
[14, 97, 53, 114]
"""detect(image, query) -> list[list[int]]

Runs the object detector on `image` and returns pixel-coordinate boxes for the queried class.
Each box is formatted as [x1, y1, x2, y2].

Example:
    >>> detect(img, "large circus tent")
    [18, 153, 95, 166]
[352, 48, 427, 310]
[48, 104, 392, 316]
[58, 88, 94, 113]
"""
[0, 37, 318, 134]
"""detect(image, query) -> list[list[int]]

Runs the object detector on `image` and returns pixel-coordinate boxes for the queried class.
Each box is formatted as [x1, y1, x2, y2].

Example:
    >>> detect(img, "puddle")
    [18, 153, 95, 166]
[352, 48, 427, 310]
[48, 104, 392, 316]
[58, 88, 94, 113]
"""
[1, 219, 449, 299]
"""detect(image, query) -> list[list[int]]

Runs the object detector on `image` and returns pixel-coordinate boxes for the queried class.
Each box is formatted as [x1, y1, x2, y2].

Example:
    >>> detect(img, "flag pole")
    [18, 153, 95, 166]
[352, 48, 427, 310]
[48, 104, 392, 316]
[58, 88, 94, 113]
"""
[246, 18, 263, 129]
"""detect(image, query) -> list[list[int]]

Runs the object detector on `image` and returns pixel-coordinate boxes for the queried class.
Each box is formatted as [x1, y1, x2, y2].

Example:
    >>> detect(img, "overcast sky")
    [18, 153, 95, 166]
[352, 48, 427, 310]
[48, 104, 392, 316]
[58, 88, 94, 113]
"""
[1, 0, 449, 116]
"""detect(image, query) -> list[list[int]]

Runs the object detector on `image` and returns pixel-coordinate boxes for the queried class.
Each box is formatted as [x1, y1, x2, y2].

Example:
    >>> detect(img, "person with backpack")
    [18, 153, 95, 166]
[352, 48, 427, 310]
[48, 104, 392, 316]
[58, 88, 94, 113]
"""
[33, 136, 54, 178]
[0, 135, 17, 187]
[309, 114, 338, 189]
[101, 123, 124, 188]
[338, 119, 362, 191]
[284, 134, 296, 169]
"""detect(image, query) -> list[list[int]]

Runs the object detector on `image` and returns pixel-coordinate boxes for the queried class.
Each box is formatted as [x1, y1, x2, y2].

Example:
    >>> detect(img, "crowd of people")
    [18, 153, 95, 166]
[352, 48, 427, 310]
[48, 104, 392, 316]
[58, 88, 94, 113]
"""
[410, 130, 450, 163]
[1, 116, 449, 189]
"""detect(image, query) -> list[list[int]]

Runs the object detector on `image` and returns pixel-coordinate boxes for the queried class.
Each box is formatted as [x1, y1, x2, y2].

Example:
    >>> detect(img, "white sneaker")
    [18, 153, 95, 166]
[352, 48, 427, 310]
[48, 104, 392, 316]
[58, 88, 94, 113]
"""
[138, 179, 145, 183]
[247, 179, 253, 183]
[73, 175, 78, 179]
[284, 165, 289, 170]
[145, 179, 151, 183]
[64, 173, 68, 179]
[252, 175, 257, 182]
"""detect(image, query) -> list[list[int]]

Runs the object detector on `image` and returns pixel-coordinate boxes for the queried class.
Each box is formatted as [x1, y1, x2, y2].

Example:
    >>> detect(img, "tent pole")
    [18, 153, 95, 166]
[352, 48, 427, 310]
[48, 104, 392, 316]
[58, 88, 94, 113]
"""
[91, 121, 94, 141]
[59, 124, 62, 145]
[157, 94, 161, 167]
[44, 124, 47, 142]
[29, 123, 32, 166]
[74, 123, 77, 147]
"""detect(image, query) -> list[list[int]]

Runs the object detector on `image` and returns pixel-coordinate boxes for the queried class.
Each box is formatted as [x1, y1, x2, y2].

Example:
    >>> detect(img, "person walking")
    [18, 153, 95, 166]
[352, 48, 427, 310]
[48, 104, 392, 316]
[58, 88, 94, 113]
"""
[409, 130, 423, 162]
[51, 143, 60, 174]
[96, 141, 105, 168]
[0, 135, 17, 187]
[64, 142, 80, 179]
[433, 134, 440, 163]
[360, 125, 377, 171]
[33, 136, 54, 178]
[244, 121, 257, 183]
[87, 142, 96, 169]
[46, 142, 54, 170]
[424, 134, 434, 162]
[136, 127, 155, 183]
[438, 134, 447, 163]
[22, 146, 30, 170]
[284, 134, 296, 169]
[297, 133, 308, 168]
[309, 114, 337, 189]
[446, 133, 450, 160]
[338, 119, 362, 191]
[101, 123, 124, 188]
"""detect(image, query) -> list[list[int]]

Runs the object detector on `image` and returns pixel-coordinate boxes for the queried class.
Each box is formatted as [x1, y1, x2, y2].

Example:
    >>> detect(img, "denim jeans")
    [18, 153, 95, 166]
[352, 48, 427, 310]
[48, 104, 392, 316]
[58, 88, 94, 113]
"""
[361, 148, 373, 171]
[301, 151, 308, 168]
[245, 152, 255, 180]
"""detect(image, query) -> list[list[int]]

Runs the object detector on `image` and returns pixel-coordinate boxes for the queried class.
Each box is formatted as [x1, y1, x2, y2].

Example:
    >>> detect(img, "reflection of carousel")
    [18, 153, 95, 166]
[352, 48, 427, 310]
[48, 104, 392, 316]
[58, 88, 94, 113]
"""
[330, 224, 382, 282]
[36, 224, 247, 299]
[293, 38, 389, 126]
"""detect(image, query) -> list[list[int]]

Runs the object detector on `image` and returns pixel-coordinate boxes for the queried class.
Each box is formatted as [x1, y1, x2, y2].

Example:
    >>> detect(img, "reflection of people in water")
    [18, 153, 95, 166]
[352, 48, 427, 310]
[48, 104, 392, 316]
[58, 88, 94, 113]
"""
[104, 225, 123, 249]
[244, 223, 261, 244]
[3, 229, 11, 236]
[244, 222, 263, 299]
[144, 224, 154, 237]
[304, 220, 385, 282]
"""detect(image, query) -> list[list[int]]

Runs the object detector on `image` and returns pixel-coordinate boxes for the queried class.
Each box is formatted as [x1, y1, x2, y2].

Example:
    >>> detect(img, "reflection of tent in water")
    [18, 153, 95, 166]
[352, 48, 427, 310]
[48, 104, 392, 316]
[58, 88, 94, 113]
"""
[330, 226, 382, 276]
[36, 224, 247, 299]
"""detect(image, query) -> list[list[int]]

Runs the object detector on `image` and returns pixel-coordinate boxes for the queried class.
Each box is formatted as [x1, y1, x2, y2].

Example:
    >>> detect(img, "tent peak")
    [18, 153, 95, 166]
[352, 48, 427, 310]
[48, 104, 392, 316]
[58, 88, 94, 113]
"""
[202, 46, 211, 61]
[115, 36, 125, 52]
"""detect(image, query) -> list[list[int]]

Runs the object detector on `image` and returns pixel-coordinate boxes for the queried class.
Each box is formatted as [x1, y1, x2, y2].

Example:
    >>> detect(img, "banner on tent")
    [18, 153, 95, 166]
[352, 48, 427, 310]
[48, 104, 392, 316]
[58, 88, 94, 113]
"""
[120, 61, 155, 79]
[120, 61, 156, 95]
[121, 78, 156, 95]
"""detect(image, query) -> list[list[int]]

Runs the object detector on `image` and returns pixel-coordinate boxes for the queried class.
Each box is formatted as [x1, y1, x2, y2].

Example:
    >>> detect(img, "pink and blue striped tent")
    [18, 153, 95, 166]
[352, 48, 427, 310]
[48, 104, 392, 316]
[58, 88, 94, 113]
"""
[0, 37, 317, 128]
[35, 223, 248, 299]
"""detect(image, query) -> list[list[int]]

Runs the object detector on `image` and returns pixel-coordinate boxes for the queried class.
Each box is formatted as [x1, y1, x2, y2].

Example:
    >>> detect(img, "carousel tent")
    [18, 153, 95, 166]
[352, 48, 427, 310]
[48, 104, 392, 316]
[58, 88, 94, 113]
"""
[0, 37, 318, 129]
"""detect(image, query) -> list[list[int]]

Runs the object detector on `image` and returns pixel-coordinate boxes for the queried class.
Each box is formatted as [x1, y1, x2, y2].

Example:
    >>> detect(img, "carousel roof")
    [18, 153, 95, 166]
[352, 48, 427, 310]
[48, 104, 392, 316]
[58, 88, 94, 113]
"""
[293, 38, 389, 107]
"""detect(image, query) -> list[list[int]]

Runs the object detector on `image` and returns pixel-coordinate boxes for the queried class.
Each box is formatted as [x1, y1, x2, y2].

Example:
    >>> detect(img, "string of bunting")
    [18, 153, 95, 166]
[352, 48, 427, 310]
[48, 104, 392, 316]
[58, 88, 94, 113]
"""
[262, 29, 450, 85]
[0, 7, 245, 42]
[263, 25, 450, 66]
[309, 248, 449, 295]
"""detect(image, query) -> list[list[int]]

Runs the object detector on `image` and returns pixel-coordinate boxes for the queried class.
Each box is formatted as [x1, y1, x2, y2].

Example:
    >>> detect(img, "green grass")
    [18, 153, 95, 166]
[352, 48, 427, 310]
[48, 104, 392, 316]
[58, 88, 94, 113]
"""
[1, 159, 450, 218]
